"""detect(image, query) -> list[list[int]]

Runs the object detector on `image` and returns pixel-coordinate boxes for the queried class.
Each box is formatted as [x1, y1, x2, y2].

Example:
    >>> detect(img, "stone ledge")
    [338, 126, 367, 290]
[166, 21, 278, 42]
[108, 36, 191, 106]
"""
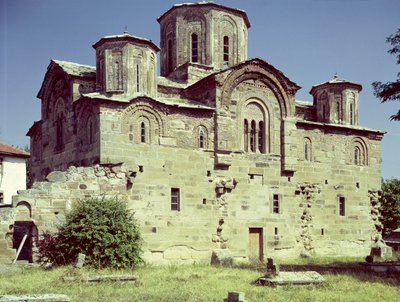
[63, 274, 138, 283]
[0, 294, 70, 302]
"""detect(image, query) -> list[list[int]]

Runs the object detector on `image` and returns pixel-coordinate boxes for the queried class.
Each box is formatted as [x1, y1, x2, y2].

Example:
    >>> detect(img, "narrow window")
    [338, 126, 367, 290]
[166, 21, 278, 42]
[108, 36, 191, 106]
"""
[171, 188, 180, 211]
[354, 147, 360, 165]
[250, 120, 256, 152]
[244, 119, 248, 151]
[274, 227, 278, 235]
[198, 127, 205, 148]
[136, 64, 140, 92]
[191, 33, 198, 63]
[0, 191, 4, 204]
[321, 228, 325, 235]
[322, 104, 326, 121]
[350, 103, 354, 125]
[223, 36, 229, 63]
[258, 121, 264, 153]
[56, 115, 64, 150]
[167, 39, 173, 73]
[140, 122, 146, 143]
[272, 194, 280, 214]
[114, 60, 122, 90]
[339, 196, 345, 216]
[88, 119, 93, 144]
[304, 139, 311, 161]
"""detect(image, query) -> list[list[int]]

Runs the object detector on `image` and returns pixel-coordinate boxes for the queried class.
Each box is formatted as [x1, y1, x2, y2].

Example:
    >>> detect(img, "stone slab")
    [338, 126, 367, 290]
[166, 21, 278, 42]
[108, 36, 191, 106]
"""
[63, 275, 138, 283]
[256, 271, 325, 287]
[0, 294, 70, 302]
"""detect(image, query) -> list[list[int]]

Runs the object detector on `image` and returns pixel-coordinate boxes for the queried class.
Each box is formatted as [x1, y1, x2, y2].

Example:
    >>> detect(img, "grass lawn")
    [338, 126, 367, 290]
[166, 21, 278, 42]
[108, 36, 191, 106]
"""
[0, 259, 399, 302]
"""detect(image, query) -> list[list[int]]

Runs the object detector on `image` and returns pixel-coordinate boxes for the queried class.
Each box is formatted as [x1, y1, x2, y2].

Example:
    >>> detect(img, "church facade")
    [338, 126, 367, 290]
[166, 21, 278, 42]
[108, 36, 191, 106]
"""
[26, 2, 384, 262]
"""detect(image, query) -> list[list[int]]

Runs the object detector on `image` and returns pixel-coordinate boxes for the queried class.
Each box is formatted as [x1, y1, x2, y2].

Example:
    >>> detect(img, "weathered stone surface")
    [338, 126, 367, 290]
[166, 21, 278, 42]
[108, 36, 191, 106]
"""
[257, 271, 325, 287]
[0, 294, 70, 302]
[46, 171, 67, 183]
[224, 292, 248, 302]
[2, 2, 384, 266]
[211, 249, 233, 266]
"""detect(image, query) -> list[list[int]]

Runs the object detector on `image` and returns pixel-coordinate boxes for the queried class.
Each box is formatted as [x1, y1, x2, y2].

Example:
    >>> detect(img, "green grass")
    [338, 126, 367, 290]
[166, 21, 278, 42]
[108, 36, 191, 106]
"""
[0, 260, 399, 302]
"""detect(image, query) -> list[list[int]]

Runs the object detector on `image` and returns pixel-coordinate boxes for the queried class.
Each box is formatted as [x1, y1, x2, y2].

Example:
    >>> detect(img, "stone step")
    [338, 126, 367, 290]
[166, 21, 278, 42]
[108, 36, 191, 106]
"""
[0, 294, 70, 302]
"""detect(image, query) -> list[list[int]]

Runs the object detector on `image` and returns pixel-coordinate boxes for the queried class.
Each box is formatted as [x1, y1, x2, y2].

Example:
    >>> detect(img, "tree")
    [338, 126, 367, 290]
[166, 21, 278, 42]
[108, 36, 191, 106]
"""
[372, 28, 400, 121]
[37, 196, 143, 269]
[379, 178, 400, 236]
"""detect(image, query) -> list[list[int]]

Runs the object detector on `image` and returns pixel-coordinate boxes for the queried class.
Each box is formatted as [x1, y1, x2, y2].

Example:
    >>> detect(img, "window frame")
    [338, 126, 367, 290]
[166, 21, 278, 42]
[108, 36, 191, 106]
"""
[171, 188, 180, 211]
[191, 33, 198, 63]
[338, 196, 346, 216]
[272, 194, 280, 214]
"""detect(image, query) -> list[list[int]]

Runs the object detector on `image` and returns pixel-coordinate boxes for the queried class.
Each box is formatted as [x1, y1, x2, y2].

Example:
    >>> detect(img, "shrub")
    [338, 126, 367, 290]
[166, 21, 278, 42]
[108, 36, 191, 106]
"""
[37, 196, 143, 269]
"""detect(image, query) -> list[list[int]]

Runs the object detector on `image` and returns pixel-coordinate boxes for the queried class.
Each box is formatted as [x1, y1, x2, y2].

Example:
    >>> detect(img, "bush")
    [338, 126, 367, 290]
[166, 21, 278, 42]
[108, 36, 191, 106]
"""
[380, 178, 400, 236]
[37, 196, 143, 269]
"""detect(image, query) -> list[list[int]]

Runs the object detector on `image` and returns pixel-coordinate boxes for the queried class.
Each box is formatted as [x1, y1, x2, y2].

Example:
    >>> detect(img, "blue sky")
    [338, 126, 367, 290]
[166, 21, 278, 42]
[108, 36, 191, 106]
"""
[1, 0, 399, 178]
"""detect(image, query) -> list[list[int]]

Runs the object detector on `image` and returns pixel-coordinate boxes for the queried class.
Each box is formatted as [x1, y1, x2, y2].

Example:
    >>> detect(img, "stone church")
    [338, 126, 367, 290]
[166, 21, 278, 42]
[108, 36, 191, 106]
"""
[19, 2, 385, 263]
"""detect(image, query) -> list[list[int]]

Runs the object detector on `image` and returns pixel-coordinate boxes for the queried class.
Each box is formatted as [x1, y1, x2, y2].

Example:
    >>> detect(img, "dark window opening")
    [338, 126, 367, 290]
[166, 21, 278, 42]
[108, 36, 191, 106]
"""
[191, 33, 198, 63]
[223, 36, 229, 62]
[250, 120, 256, 152]
[321, 228, 325, 235]
[339, 197, 345, 216]
[258, 121, 264, 153]
[325, 179, 328, 185]
[202, 198, 206, 205]
[0, 191, 4, 204]
[207, 170, 211, 177]
[198, 127, 205, 149]
[171, 188, 180, 211]
[274, 227, 278, 235]
[350, 103, 354, 125]
[136, 64, 140, 92]
[356, 182, 360, 189]
[138, 165, 144, 173]
[140, 122, 146, 143]
[244, 119, 248, 152]
[55, 114, 64, 150]
[273, 194, 280, 214]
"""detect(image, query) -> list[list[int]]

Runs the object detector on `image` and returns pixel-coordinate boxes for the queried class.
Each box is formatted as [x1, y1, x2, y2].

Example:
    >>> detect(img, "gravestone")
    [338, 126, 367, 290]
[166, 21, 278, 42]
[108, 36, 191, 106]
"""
[223, 292, 248, 302]
[75, 253, 86, 268]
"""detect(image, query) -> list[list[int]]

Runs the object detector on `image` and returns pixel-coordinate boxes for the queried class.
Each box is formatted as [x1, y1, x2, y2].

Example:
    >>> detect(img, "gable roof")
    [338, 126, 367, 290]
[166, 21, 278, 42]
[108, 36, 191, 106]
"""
[157, 2, 251, 28]
[37, 60, 96, 100]
[185, 57, 301, 94]
[0, 143, 30, 158]
[51, 60, 96, 78]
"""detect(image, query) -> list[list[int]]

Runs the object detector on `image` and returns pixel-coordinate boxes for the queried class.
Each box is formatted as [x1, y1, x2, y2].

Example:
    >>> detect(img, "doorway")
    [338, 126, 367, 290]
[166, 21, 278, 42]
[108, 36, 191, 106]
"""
[13, 221, 36, 262]
[249, 227, 263, 261]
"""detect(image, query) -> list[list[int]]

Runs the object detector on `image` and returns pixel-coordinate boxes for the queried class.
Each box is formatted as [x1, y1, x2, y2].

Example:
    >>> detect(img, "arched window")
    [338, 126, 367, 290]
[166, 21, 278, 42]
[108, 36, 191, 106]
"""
[304, 138, 312, 161]
[140, 121, 146, 143]
[198, 126, 206, 149]
[258, 121, 264, 153]
[223, 36, 229, 63]
[250, 120, 256, 152]
[244, 119, 248, 152]
[354, 146, 360, 165]
[167, 39, 173, 73]
[243, 102, 267, 154]
[191, 33, 198, 63]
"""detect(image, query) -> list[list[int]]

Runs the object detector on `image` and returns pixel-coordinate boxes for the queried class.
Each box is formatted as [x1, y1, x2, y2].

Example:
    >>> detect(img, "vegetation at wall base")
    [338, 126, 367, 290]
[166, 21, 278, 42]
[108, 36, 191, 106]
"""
[380, 178, 400, 236]
[36, 196, 142, 269]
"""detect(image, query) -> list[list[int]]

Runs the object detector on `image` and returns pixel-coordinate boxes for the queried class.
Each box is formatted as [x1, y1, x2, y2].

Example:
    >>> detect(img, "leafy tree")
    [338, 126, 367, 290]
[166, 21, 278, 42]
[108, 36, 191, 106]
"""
[379, 178, 400, 236]
[37, 196, 143, 269]
[372, 28, 400, 121]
